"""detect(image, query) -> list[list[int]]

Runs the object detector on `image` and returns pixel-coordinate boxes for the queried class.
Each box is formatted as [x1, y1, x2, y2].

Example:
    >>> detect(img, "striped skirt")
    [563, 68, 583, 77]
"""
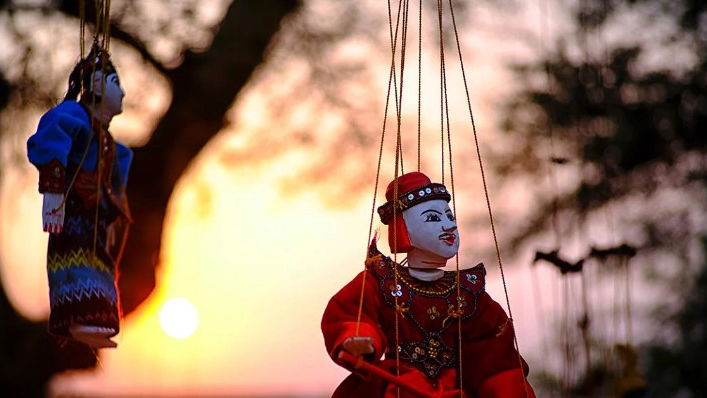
[46, 192, 120, 338]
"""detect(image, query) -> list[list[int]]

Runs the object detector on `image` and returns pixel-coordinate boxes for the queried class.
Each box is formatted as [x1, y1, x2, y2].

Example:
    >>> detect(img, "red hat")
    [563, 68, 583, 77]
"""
[377, 172, 451, 253]
[378, 172, 451, 225]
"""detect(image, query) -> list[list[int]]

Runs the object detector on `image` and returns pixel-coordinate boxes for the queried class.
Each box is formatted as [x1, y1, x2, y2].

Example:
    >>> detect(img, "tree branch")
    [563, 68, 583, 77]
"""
[52, 0, 170, 76]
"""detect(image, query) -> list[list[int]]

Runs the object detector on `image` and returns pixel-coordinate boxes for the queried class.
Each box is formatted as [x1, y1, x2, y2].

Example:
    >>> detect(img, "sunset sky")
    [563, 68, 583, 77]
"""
[0, 0, 652, 396]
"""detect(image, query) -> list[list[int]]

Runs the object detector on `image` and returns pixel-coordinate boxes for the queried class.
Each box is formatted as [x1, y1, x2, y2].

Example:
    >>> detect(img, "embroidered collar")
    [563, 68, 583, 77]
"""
[394, 263, 457, 297]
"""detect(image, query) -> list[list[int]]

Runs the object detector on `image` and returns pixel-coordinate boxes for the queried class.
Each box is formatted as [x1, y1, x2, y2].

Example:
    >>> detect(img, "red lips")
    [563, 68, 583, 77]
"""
[439, 233, 456, 246]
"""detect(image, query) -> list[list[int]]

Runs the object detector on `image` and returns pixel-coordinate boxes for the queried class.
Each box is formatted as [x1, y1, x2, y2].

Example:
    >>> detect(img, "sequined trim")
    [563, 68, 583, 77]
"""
[398, 332, 456, 379]
[377, 183, 451, 224]
[395, 265, 458, 297]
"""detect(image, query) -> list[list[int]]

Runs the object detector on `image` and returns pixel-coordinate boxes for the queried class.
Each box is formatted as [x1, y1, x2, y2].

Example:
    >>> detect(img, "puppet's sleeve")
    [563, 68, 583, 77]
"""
[321, 270, 387, 364]
[461, 293, 535, 397]
[27, 102, 88, 193]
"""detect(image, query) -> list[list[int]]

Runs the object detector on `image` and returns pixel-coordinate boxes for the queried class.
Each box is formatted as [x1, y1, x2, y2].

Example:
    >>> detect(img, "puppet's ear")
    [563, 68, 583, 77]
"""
[388, 214, 412, 253]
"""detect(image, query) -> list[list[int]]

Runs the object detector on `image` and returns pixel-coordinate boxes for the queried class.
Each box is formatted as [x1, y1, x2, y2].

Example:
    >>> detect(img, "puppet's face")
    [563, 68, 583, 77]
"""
[402, 199, 460, 261]
[91, 70, 124, 116]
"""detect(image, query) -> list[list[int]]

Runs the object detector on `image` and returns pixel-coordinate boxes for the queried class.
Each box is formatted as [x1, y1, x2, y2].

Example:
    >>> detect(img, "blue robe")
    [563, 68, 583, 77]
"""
[27, 100, 132, 337]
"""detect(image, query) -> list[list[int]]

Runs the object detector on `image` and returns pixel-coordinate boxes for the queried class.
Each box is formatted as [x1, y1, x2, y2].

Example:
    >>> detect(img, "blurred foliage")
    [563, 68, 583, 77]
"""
[499, 0, 706, 246]
[644, 238, 707, 396]
[499, 0, 706, 396]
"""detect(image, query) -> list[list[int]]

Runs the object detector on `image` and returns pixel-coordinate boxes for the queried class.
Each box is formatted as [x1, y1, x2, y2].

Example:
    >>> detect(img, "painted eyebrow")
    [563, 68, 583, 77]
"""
[420, 209, 443, 215]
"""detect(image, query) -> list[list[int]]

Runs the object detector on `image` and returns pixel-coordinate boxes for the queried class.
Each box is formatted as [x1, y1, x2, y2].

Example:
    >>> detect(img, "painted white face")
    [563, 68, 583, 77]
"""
[402, 199, 460, 260]
[91, 70, 124, 117]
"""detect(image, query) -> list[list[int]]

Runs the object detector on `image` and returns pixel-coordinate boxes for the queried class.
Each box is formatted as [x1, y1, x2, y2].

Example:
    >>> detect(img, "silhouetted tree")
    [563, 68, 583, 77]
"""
[645, 238, 707, 396]
[499, 0, 706, 396]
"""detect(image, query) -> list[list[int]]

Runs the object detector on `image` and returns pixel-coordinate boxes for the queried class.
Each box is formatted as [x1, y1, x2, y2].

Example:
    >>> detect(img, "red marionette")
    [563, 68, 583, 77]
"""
[322, 172, 536, 397]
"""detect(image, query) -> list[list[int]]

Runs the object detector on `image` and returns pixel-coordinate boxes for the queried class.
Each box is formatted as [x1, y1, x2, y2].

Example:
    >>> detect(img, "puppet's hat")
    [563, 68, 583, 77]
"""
[377, 172, 451, 225]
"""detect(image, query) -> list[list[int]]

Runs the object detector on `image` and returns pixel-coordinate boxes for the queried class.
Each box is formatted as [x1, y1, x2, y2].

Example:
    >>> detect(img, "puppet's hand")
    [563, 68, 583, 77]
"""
[42, 192, 65, 233]
[342, 336, 375, 356]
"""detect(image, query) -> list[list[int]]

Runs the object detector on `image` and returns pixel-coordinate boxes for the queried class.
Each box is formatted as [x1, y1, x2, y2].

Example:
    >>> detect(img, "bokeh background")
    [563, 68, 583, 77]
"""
[0, 0, 705, 396]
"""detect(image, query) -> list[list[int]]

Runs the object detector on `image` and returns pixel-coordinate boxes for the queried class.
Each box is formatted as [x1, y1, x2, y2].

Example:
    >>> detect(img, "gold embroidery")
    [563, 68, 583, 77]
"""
[365, 254, 383, 267]
[396, 303, 410, 316]
[427, 306, 441, 320]
[442, 301, 465, 328]
[393, 265, 457, 296]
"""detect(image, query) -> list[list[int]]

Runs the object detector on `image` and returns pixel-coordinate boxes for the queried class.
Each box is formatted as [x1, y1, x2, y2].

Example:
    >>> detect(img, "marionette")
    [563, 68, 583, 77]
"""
[26, 43, 132, 349]
[322, 172, 536, 397]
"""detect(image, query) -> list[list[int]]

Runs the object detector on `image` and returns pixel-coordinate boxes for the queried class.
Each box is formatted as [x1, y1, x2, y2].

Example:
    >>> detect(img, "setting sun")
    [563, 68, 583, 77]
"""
[159, 298, 199, 339]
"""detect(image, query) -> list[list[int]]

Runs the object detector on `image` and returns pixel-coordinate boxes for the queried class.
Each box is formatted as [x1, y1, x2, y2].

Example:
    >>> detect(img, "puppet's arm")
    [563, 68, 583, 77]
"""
[461, 293, 536, 397]
[321, 271, 387, 365]
[478, 369, 536, 398]
[27, 102, 87, 233]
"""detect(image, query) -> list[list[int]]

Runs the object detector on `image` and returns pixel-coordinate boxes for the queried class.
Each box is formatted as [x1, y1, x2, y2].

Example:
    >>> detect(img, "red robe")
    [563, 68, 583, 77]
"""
[322, 242, 535, 397]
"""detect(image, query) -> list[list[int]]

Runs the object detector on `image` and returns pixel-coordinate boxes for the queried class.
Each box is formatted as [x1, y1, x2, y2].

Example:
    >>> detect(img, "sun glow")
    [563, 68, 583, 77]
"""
[159, 298, 199, 339]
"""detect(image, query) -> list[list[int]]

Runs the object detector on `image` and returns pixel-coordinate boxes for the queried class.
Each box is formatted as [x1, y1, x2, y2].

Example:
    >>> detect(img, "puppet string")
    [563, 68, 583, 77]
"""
[356, 0, 406, 337]
[447, 0, 530, 395]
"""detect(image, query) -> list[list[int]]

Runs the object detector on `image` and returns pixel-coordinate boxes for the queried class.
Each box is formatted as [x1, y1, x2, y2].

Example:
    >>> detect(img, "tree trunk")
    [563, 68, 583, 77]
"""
[118, 0, 301, 313]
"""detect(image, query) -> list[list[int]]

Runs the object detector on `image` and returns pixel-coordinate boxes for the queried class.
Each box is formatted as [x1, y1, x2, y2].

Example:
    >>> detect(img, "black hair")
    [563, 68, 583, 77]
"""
[64, 42, 117, 102]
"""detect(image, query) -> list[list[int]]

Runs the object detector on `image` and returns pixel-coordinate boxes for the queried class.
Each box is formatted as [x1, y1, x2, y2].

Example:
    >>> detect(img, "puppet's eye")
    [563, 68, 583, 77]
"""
[446, 212, 455, 221]
[425, 214, 441, 222]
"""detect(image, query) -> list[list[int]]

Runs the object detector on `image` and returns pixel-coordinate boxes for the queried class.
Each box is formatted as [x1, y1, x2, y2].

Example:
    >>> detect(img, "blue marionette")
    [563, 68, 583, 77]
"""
[26, 43, 132, 349]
